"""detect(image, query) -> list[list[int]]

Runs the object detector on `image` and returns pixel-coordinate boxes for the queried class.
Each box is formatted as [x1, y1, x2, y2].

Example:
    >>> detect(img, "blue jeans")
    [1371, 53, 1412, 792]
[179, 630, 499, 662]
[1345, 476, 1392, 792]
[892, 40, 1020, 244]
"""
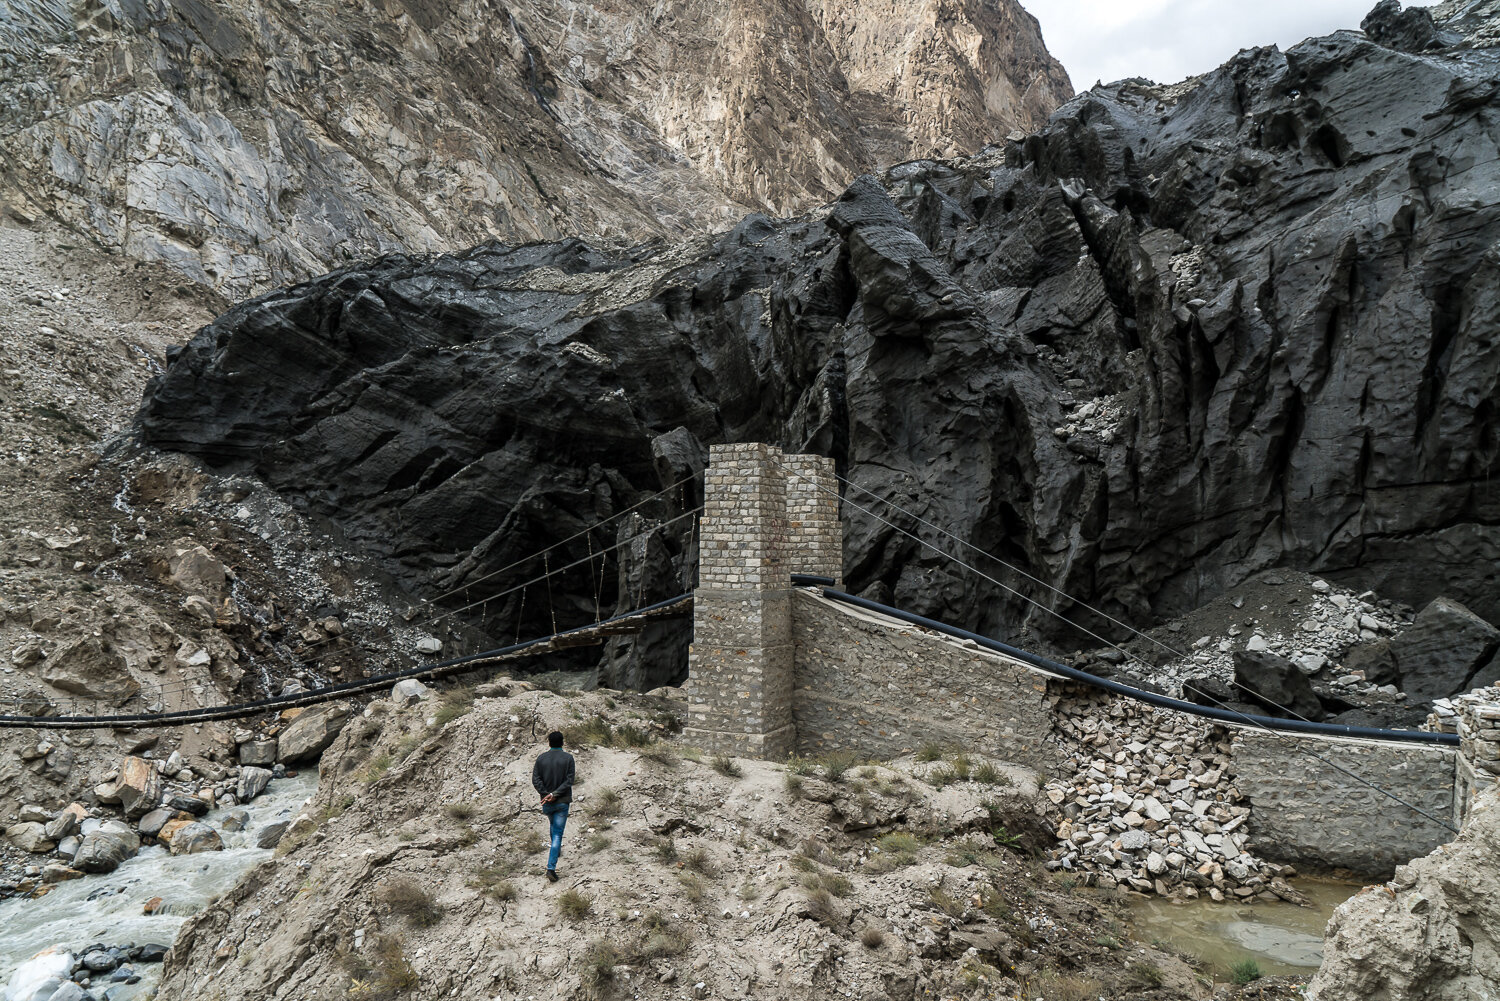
[543, 802, 569, 871]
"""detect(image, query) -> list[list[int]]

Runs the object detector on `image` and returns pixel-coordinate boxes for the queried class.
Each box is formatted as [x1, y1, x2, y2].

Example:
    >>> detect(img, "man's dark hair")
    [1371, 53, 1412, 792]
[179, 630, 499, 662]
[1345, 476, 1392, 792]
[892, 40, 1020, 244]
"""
[548, 730, 564, 748]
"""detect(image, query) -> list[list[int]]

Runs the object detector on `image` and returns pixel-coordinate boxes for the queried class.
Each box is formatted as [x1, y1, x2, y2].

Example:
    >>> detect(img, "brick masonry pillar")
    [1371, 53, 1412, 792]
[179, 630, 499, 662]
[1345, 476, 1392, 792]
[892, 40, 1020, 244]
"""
[684, 443, 796, 758]
[782, 453, 842, 586]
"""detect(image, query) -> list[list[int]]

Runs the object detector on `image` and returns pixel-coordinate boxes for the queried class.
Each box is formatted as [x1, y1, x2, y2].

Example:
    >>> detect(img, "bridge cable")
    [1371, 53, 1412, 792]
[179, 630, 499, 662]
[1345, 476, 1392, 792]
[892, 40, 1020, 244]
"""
[791, 466, 1460, 834]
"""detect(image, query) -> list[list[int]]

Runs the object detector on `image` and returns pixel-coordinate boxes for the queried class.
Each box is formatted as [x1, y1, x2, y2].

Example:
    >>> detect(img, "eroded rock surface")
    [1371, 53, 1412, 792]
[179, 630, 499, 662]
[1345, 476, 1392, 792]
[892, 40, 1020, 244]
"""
[0, 0, 1069, 298]
[1307, 782, 1500, 1000]
[138, 7, 1500, 677]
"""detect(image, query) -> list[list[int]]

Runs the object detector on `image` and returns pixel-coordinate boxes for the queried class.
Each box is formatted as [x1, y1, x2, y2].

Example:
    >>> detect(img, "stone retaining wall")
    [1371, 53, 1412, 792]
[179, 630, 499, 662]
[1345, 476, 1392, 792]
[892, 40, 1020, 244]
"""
[1230, 731, 1456, 876]
[788, 592, 1056, 770]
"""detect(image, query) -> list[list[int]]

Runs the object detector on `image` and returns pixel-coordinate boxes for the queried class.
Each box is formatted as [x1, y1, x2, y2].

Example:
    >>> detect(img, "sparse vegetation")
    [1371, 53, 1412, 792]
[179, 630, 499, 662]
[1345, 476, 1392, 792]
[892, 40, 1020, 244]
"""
[443, 801, 478, 821]
[638, 745, 679, 767]
[377, 879, 443, 928]
[558, 889, 593, 920]
[520, 830, 545, 854]
[711, 754, 743, 777]
[859, 926, 885, 949]
[1231, 959, 1263, 985]
[682, 845, 718, 876]
[1128, 961, 1166, 987]
[927, 886, 967, 919]
[804, 886, 842, 929]
[344, 935, 420, 999]
[431, 687, 475, 727]
[799, 870, 853, 897]
[784, 773, 805, 797]
[578, 939, 619, 1000]
[587, 832, 610, 853]
[866, 831, 922, 872]
[916, 743, 946, 762]
[972, 760, 1002, 784]
[677, 872, 706, 902]
[819, 750, 859, 783]
[614, 722, 652, 747]
[584, 787, 622, 819]
[564, 716, 615, 748]
[467, 863, 518, 901]
[362, 753, 393, 786]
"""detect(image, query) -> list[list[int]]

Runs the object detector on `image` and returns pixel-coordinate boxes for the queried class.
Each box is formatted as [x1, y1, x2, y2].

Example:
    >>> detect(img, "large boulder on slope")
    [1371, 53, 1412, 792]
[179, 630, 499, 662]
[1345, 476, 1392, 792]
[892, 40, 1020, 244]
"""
[1307, 783, 1500, 1000]
[1232, 650, 1326, 721]
[1391, 597, 1500, 703]
[116, 755, 163, 819]
[276, 704, 350, 762]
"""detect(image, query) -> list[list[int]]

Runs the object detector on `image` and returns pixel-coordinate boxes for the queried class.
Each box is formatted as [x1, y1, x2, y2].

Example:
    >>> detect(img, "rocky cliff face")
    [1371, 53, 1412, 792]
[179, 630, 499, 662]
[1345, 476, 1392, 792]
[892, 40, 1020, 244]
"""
[0, 0, 1069, 299]
[135, 3, 1500, 683]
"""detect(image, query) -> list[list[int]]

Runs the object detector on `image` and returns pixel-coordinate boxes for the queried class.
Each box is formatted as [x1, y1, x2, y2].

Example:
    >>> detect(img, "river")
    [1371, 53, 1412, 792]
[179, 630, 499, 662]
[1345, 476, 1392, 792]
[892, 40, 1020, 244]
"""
[1, 771, 317, 1001]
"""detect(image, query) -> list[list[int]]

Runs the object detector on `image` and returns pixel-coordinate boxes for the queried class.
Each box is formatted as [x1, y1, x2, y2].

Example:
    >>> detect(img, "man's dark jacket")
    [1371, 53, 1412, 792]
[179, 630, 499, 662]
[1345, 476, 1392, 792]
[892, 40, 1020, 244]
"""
[532, 748, 575, 806]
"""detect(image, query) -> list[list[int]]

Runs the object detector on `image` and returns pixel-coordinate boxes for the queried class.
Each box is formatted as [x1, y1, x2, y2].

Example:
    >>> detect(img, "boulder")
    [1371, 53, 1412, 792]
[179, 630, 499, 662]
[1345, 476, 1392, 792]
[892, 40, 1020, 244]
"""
[221, 808, 251, 832]
[1307, 784, 1500, 1000]
[255, 821, 290, 849]
[237, 740, 278, 767]
[276, 704, 350, 762]
[73, 822, 141, 873]
[237, 766, 272, 802]
[44, 803, 86, 842]
[6, 822, 54, 853]
[1341, 640, 1400, 687]
[1232, 650, 1326, 721]
[39, 637, 140, 702]
[1391, 597, 1500, 702]
[167, 541, 227, 604]
[165, 821, 223, 855]
[137, 808, 179, 837]
[391, 679, 432, 707]
[166, 794, 210, 817]
[116, 756, 163, 819]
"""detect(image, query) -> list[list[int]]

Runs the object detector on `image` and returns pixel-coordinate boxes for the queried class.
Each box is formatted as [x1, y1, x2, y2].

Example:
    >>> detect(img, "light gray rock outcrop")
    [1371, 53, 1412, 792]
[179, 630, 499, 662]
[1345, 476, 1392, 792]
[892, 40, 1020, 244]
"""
[1307, 782, 1500, 1000]
[276, 704, 350, 762]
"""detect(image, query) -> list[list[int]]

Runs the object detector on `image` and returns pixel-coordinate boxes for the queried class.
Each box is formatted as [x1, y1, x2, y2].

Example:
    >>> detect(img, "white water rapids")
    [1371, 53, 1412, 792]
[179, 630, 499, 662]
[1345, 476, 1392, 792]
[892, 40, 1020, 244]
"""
[1, 771, 317, 1000]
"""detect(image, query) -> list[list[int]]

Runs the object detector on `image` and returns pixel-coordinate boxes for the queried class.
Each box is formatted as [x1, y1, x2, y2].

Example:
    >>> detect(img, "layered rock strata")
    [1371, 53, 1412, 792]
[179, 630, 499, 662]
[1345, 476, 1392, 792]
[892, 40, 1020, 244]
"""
[0, 0, 1069, 298]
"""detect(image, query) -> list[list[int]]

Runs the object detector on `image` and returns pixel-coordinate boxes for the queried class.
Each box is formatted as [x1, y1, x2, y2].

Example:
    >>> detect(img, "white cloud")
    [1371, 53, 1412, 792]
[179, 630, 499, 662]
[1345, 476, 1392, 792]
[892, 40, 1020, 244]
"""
[1023, 0, 1437, 92]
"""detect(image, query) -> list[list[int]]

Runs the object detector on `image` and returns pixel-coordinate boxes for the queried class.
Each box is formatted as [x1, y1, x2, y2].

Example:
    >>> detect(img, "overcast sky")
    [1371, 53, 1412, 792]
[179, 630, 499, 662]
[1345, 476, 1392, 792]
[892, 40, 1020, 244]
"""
[1024, 0, 1436, 91]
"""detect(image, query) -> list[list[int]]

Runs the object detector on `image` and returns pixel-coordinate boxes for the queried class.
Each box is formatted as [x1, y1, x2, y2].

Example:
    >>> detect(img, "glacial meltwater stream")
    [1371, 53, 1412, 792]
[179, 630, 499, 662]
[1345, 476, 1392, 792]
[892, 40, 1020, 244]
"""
[1128, 878, 1359, 977]
[0, 771, 317, 1001]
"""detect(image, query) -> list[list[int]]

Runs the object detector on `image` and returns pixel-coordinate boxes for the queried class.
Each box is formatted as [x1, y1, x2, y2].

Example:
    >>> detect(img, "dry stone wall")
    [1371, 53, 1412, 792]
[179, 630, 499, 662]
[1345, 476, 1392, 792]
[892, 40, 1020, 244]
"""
[788, 592, 1054, 770]
[1230, 731, 1456, 876]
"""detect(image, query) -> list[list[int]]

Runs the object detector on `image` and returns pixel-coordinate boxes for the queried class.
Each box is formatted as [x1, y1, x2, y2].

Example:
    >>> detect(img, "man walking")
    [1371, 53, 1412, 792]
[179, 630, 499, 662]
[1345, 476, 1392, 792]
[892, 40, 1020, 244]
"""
[531, 730, 575, 882]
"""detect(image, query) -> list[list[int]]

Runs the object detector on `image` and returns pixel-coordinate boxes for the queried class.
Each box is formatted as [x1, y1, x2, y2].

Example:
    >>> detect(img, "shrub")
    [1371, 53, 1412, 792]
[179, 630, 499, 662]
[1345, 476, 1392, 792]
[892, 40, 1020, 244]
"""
[653, 837, 678, 863]
[972, 760, 1001, 784]
[1231, 959, 1263, 985]
[799, 871, 853, 897]
[614, 723, 652, 747]
[591, 787, 622, 818]
[587, 832, 610, 853]
[927, 767, 957, 789]
[866, 832, 921, 872]
[787, 756, 816, 776]
[1129, 961, 1165, 987]
[467, 863, 518, 901]
[343, 934, 420, 1000]
[444, 801, 478, 821]
[677, 872, 706, 903]
[915, 743, 946, 762]
[520, 830, 545, 854]
[784, 773, 805, 797]
[682, 845, 717, 876]
[578, 939, 618, 1000]
[820, 751, 859, 783]
[377, 879, 443, 928]
[558, 889, 593, 920]
[927, 886, 967, 919]
[362, 753, 394, 786]
[711, 755, 743, 777]
[432, 688, 475, 727]
[564, 717, 614, 748]
[859, 926, 885, 949]
[949, 753, 972, 780]
[804, 887, 842, 929]
[638, 745, 679, 767]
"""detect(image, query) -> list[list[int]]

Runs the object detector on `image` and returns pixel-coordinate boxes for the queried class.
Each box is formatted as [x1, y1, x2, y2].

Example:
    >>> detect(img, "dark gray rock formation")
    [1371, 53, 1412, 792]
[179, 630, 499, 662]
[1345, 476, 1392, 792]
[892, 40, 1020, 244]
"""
[138, 5, 1500, 688]
[1390, 597, 1500, 702]
[1233, 651, 1326, 721]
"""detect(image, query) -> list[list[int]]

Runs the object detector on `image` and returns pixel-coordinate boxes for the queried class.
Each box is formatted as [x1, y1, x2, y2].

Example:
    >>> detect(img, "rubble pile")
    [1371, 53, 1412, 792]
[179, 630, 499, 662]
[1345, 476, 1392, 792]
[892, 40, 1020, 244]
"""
[1043, 686, 1305, 904]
